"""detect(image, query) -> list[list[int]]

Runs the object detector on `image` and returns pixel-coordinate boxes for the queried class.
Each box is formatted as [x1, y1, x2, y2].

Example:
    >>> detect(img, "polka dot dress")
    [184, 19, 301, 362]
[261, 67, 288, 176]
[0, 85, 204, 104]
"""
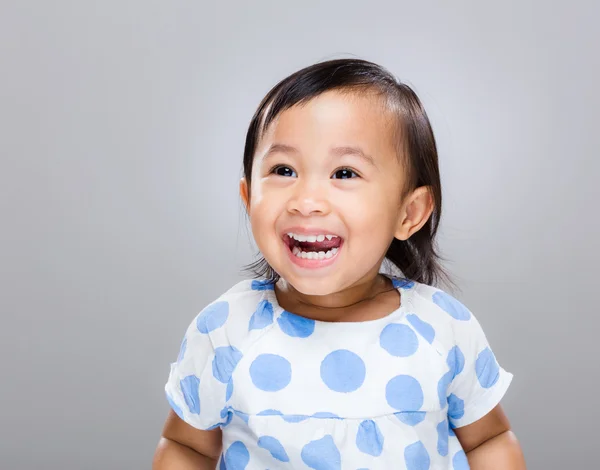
[165, 276, 512, 469]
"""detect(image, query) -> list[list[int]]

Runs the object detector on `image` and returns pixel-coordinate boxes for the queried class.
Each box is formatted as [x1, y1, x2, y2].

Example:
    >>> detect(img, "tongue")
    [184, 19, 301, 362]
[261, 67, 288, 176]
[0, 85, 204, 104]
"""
[297, 239, 341, 252]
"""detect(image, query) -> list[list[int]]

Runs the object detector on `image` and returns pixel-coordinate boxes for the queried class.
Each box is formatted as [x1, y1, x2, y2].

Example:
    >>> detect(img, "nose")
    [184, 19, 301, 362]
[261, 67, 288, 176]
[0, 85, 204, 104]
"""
[286, 180, 331, 217]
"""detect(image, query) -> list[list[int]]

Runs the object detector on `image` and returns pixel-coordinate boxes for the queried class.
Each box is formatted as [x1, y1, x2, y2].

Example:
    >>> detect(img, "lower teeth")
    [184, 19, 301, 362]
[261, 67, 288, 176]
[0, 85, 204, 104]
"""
[292, 247, 339, 260]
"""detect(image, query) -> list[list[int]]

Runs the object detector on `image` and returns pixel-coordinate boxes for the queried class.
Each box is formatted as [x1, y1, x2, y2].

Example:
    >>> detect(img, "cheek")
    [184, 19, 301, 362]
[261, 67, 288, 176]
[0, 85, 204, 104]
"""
[338, 188, 401, 235]
[248, 191, 282, 236]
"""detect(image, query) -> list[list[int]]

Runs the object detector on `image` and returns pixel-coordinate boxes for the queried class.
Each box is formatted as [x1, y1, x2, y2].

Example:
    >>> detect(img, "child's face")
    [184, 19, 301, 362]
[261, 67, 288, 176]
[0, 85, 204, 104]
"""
[241, 90, 410, 296]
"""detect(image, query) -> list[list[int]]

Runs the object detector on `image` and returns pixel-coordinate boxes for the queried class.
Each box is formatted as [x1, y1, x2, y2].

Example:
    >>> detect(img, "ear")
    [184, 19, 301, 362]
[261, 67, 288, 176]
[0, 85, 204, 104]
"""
[394, 186, 434, 241]
[239, 177, 250, 212]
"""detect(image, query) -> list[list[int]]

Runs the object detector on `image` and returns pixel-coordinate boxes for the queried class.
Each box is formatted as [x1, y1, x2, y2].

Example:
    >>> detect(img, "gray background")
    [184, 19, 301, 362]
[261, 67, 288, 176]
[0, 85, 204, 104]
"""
[1, 1, 598, 469]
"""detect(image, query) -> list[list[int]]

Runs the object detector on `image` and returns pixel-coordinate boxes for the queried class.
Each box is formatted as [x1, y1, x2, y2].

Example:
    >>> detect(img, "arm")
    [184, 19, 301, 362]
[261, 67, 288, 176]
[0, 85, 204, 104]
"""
[455, 405, 526, 470]
[152, 410, 222, 470]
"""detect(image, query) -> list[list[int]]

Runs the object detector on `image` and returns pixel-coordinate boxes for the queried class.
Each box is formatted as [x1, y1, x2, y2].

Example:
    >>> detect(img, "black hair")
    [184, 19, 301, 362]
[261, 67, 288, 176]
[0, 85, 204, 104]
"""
[242, 58, 450, 287]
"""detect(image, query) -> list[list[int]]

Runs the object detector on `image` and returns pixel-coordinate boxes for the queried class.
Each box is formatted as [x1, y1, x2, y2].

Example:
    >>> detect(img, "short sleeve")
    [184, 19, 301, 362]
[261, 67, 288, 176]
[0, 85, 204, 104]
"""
[164, 300, 235, 430]
[434, 291, 513, 429]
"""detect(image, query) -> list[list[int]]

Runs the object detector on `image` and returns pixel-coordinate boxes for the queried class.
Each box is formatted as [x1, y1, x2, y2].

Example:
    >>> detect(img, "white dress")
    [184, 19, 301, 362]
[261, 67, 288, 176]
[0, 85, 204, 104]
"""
[164, 276, 513, 469]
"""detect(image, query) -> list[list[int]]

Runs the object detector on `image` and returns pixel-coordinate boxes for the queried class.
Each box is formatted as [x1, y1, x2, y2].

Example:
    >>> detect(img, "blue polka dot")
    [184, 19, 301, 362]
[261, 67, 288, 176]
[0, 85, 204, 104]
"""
[166, 392, 184, 420]
[312, 412, 340, 419]
[252, 279, 275, 291]
[249, 300, 274, 331]
[436, 419, 449, 456]
[386, 375, 423, 411]
[448, 394, 465, 420]
[392, 278, 415, 289]
[180, 375, 200, 414]
[257, 409, 283, 417]
[356, 420, 384, 456]
[437, 370, 453, 408]
[257, 409, 310, 423]
[406, 314, 435, 344]
[197, 301, 229, 333]
[395, 411, 426, 426]
[449, 425, 456, 437]
[476, 347, 500, 388]
[258, 436, 290, 462]
[177, 338, 187, 362]
[404, 441, 430, 470]
[282, 414, 310, 423]
[224, 441, 250, 470]
[226, 379, 233, 401]
[212, 346, 243, 383]
[447, 346, 465, 378]
[321, 350, 366, 393]
[219, 455, 225, 470]
[250, 354, 292, 391]
[277, 311, 315, 338]
[452, 450, 469, 470]
[220, 407, 233, 427]
[301, 435, 341, 470]
[380, 324, 418, 357]
[432, 292, 471, 321]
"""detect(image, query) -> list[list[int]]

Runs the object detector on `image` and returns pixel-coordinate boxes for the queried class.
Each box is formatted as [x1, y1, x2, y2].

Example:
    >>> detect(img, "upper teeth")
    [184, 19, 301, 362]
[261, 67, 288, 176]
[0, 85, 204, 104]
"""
[287, 233, 338, 242]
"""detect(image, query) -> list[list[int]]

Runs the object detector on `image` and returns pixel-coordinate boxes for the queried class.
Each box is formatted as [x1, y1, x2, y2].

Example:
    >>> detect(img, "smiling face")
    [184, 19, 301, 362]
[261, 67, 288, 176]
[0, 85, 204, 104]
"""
[241, 90, 411, 296]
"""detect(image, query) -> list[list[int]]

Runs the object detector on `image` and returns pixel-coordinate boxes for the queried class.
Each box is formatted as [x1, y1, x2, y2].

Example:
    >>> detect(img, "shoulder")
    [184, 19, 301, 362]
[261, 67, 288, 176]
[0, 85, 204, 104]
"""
[396, 279, 478, 351]
[409, 282, 472, 322]
[192, 278, 275, 348]
[198, 278, 269, 314]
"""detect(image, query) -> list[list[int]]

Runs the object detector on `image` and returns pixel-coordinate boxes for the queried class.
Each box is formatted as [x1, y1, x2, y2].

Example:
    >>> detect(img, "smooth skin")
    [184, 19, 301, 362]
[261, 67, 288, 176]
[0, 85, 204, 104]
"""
[153, 411, 221, 469]
[153, 90, 526, 469]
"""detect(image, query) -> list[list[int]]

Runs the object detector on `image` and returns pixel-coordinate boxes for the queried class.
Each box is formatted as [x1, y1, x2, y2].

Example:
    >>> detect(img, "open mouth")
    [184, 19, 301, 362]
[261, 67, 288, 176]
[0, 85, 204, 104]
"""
[284, 232, 343, 260]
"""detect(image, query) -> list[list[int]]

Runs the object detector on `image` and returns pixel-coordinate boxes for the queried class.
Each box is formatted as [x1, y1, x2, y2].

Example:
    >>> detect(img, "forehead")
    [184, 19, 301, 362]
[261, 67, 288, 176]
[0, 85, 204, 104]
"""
[259, 90, 399, 156]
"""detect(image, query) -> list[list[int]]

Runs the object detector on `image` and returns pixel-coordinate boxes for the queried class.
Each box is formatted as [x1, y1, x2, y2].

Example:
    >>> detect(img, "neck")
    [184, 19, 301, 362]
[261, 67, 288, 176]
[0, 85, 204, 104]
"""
[275, 269, 394, 321]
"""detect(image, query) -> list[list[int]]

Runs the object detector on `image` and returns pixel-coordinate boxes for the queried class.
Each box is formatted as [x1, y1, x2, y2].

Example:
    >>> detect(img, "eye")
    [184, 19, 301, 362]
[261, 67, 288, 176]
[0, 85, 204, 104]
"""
[331, 168, 359, 179]
[272, 165, 297, 177]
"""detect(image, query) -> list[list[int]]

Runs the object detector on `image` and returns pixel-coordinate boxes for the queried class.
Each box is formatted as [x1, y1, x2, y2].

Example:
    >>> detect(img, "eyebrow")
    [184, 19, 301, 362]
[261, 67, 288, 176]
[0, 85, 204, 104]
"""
[264, 143, 376, 166]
